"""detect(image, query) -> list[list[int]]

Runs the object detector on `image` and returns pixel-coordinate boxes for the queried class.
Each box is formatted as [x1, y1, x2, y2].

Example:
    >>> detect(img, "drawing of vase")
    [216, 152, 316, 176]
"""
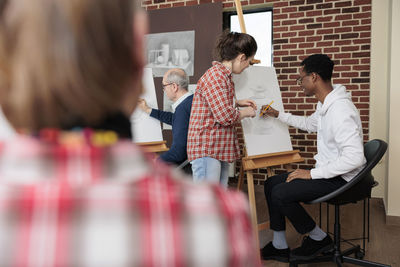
[179, 49, 189, 66]
[161, 44, 169, 65]
[172, 49, 179, 65]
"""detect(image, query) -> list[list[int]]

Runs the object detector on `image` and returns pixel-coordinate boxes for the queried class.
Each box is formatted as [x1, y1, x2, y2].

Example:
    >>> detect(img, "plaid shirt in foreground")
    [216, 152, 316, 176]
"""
[0, 134, 260, 267]
[187, 61, 241, 163]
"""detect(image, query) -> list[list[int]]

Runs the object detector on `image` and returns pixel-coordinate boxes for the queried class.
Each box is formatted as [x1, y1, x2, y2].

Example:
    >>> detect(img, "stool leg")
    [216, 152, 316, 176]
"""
[368, 197, 371, 242]
[363, 199, 366, 251]
[334, 205, 341, 257]
[319, 203, 322, 228]
[334, 255, 343, 267]
[327, 203, 330, 234]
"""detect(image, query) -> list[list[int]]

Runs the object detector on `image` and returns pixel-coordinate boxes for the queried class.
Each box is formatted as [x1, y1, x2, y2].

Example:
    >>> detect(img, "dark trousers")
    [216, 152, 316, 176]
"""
[264, 173, 347, 234]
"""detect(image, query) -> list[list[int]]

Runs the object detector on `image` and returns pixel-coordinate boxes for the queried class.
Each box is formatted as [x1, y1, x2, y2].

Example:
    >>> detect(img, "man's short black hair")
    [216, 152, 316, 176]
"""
[301, 54, 334, 81]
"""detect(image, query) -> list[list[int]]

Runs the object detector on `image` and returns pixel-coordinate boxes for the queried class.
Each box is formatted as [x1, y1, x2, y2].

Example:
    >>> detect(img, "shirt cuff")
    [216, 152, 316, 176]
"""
[310, 168, 323, 179]
[277, 111, 290, 122]
[234, 108, 241, 122]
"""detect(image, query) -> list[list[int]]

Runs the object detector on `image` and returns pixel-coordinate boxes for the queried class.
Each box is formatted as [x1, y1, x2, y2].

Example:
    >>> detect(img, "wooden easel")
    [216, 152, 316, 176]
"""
[238, 149, 304, 251]
[136, 140, 169, 153]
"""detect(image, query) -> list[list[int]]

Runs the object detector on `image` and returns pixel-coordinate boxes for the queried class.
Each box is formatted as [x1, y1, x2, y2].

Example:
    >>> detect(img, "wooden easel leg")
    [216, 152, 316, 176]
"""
[258, 221, 270, 231]
[246, 170, 260, 254]
[267, 167, 274, 178]
[237, 164, 244, 190]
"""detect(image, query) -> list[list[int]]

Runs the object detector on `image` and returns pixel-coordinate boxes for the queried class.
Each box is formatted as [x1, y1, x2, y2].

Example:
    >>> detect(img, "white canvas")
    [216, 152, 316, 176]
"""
[131, 68, 163, 143]
[233, 66, 293, 156]
[188, 84, 197, 95]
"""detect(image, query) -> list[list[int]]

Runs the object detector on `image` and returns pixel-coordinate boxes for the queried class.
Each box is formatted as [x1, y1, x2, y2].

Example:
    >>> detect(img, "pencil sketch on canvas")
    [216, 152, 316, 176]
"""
[162, 84, 196, 130]
[145, 30, 194, 77]
[131, 68, 163, 143]
[233, 66, 293, 156]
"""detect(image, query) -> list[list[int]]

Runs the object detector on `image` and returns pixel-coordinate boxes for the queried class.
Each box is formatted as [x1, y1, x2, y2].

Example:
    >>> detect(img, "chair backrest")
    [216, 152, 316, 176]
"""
[176, 159, 192, 175]
[176, 159, 190, 170]
[307, 139, 388, 205]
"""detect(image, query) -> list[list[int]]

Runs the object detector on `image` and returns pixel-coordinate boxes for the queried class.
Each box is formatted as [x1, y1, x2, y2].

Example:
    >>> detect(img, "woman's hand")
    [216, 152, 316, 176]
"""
[237, 99, 257, 110]
[239, 106, 256, 119]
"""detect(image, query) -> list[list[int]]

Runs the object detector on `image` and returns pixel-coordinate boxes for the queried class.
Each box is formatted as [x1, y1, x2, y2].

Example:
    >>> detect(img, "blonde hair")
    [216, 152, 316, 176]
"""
[0, 0, 140, 131]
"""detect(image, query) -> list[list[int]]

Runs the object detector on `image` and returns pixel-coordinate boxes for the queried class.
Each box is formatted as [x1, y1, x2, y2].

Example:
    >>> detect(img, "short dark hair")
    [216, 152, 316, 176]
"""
[301, 54, 334, 81]
[214, 30, 257, 61]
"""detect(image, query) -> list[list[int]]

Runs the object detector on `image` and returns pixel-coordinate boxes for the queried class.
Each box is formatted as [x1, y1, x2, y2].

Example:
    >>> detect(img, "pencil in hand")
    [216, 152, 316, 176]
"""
[259, 100, 274, 117]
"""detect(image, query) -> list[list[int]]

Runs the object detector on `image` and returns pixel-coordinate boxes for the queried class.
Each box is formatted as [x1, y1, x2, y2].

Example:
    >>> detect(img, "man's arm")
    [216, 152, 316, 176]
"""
[138, 98, 173, 125]
[263, 106, 318, 133]
[310, 106, 365, 179]
[150, 109, 173, 125]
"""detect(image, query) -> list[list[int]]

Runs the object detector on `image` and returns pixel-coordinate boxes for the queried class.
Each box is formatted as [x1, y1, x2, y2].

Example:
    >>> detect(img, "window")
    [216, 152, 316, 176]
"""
[223, 7, 273, 66]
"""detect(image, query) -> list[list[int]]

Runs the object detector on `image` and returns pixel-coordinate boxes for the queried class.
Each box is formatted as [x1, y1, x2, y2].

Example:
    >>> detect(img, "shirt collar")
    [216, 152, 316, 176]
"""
[212, 61, 232, 77]
[171, 92, 191, 112]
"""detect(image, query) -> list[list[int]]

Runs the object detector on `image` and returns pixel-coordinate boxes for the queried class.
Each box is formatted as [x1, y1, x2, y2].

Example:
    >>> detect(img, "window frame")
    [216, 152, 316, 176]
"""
[223, 6, 274, 66]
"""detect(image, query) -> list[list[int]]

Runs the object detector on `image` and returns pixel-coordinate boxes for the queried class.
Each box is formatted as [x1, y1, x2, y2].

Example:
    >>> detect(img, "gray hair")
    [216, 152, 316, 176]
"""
[165, 69, 189, 90]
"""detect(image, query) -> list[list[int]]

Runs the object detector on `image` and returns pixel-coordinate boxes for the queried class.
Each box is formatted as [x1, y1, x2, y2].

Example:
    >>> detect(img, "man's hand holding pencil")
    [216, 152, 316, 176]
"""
[260, 101, 279, 118]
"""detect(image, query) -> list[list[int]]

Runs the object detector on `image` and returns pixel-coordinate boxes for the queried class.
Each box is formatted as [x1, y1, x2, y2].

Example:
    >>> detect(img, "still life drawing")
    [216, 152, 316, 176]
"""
[233, 66, 293, 156]
[145, 30, 195, 77]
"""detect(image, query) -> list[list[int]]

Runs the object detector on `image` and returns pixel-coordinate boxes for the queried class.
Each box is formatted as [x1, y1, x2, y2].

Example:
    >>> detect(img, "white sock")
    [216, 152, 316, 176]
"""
[309, 225, 327, 241]
[272, 230, 289, 249]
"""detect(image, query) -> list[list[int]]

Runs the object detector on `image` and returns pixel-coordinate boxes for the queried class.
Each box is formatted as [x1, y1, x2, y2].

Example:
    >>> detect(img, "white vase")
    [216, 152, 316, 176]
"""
[161, 44, 169, 65]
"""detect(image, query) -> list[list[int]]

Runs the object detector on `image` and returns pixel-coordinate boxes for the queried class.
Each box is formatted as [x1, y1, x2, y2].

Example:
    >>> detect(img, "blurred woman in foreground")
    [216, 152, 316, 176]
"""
[0, 0, 259, 266]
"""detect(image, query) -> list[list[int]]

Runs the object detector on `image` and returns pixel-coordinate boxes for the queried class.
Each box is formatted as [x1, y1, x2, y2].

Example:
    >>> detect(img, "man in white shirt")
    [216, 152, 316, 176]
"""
[260, 54, 366, 262]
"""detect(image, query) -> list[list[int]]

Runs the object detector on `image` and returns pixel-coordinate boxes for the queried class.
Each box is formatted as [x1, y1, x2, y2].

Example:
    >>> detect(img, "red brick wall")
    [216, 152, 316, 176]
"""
[142, 0, 372, 183]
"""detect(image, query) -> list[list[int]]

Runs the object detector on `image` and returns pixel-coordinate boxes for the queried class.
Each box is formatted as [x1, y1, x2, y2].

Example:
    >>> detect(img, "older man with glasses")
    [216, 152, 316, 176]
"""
[138, 68, 193, 167]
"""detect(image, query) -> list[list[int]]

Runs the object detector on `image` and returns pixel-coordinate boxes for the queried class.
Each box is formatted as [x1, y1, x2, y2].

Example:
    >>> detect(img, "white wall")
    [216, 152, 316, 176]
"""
[370, 0, 400, 218]
[370, 0, 390, 199]
[387, 0, 400, 217]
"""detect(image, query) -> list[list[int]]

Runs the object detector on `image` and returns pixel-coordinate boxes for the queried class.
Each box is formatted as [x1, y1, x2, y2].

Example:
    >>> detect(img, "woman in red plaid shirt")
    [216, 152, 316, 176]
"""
[187, 31, 258, 187]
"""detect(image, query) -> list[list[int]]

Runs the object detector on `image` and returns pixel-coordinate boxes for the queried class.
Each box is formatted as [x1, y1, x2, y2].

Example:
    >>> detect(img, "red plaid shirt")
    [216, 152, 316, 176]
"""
[0, 134, 260, 267]
[187, 62, 240, 162]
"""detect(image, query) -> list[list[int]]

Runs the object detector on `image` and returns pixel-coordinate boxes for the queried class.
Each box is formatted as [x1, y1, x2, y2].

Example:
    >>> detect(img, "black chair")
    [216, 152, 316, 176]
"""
[176, 159, 192, 175]
[290, 139, 390, 267]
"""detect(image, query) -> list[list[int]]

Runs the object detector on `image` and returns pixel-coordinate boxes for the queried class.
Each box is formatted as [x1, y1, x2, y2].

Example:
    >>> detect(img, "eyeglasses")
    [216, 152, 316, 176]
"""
[161, 82, 174, 90]
[296, 73, 312, 85]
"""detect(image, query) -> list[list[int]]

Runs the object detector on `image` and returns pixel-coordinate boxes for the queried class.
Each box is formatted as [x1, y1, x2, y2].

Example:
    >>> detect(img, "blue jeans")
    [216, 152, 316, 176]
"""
[191, 157, 229, 188]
